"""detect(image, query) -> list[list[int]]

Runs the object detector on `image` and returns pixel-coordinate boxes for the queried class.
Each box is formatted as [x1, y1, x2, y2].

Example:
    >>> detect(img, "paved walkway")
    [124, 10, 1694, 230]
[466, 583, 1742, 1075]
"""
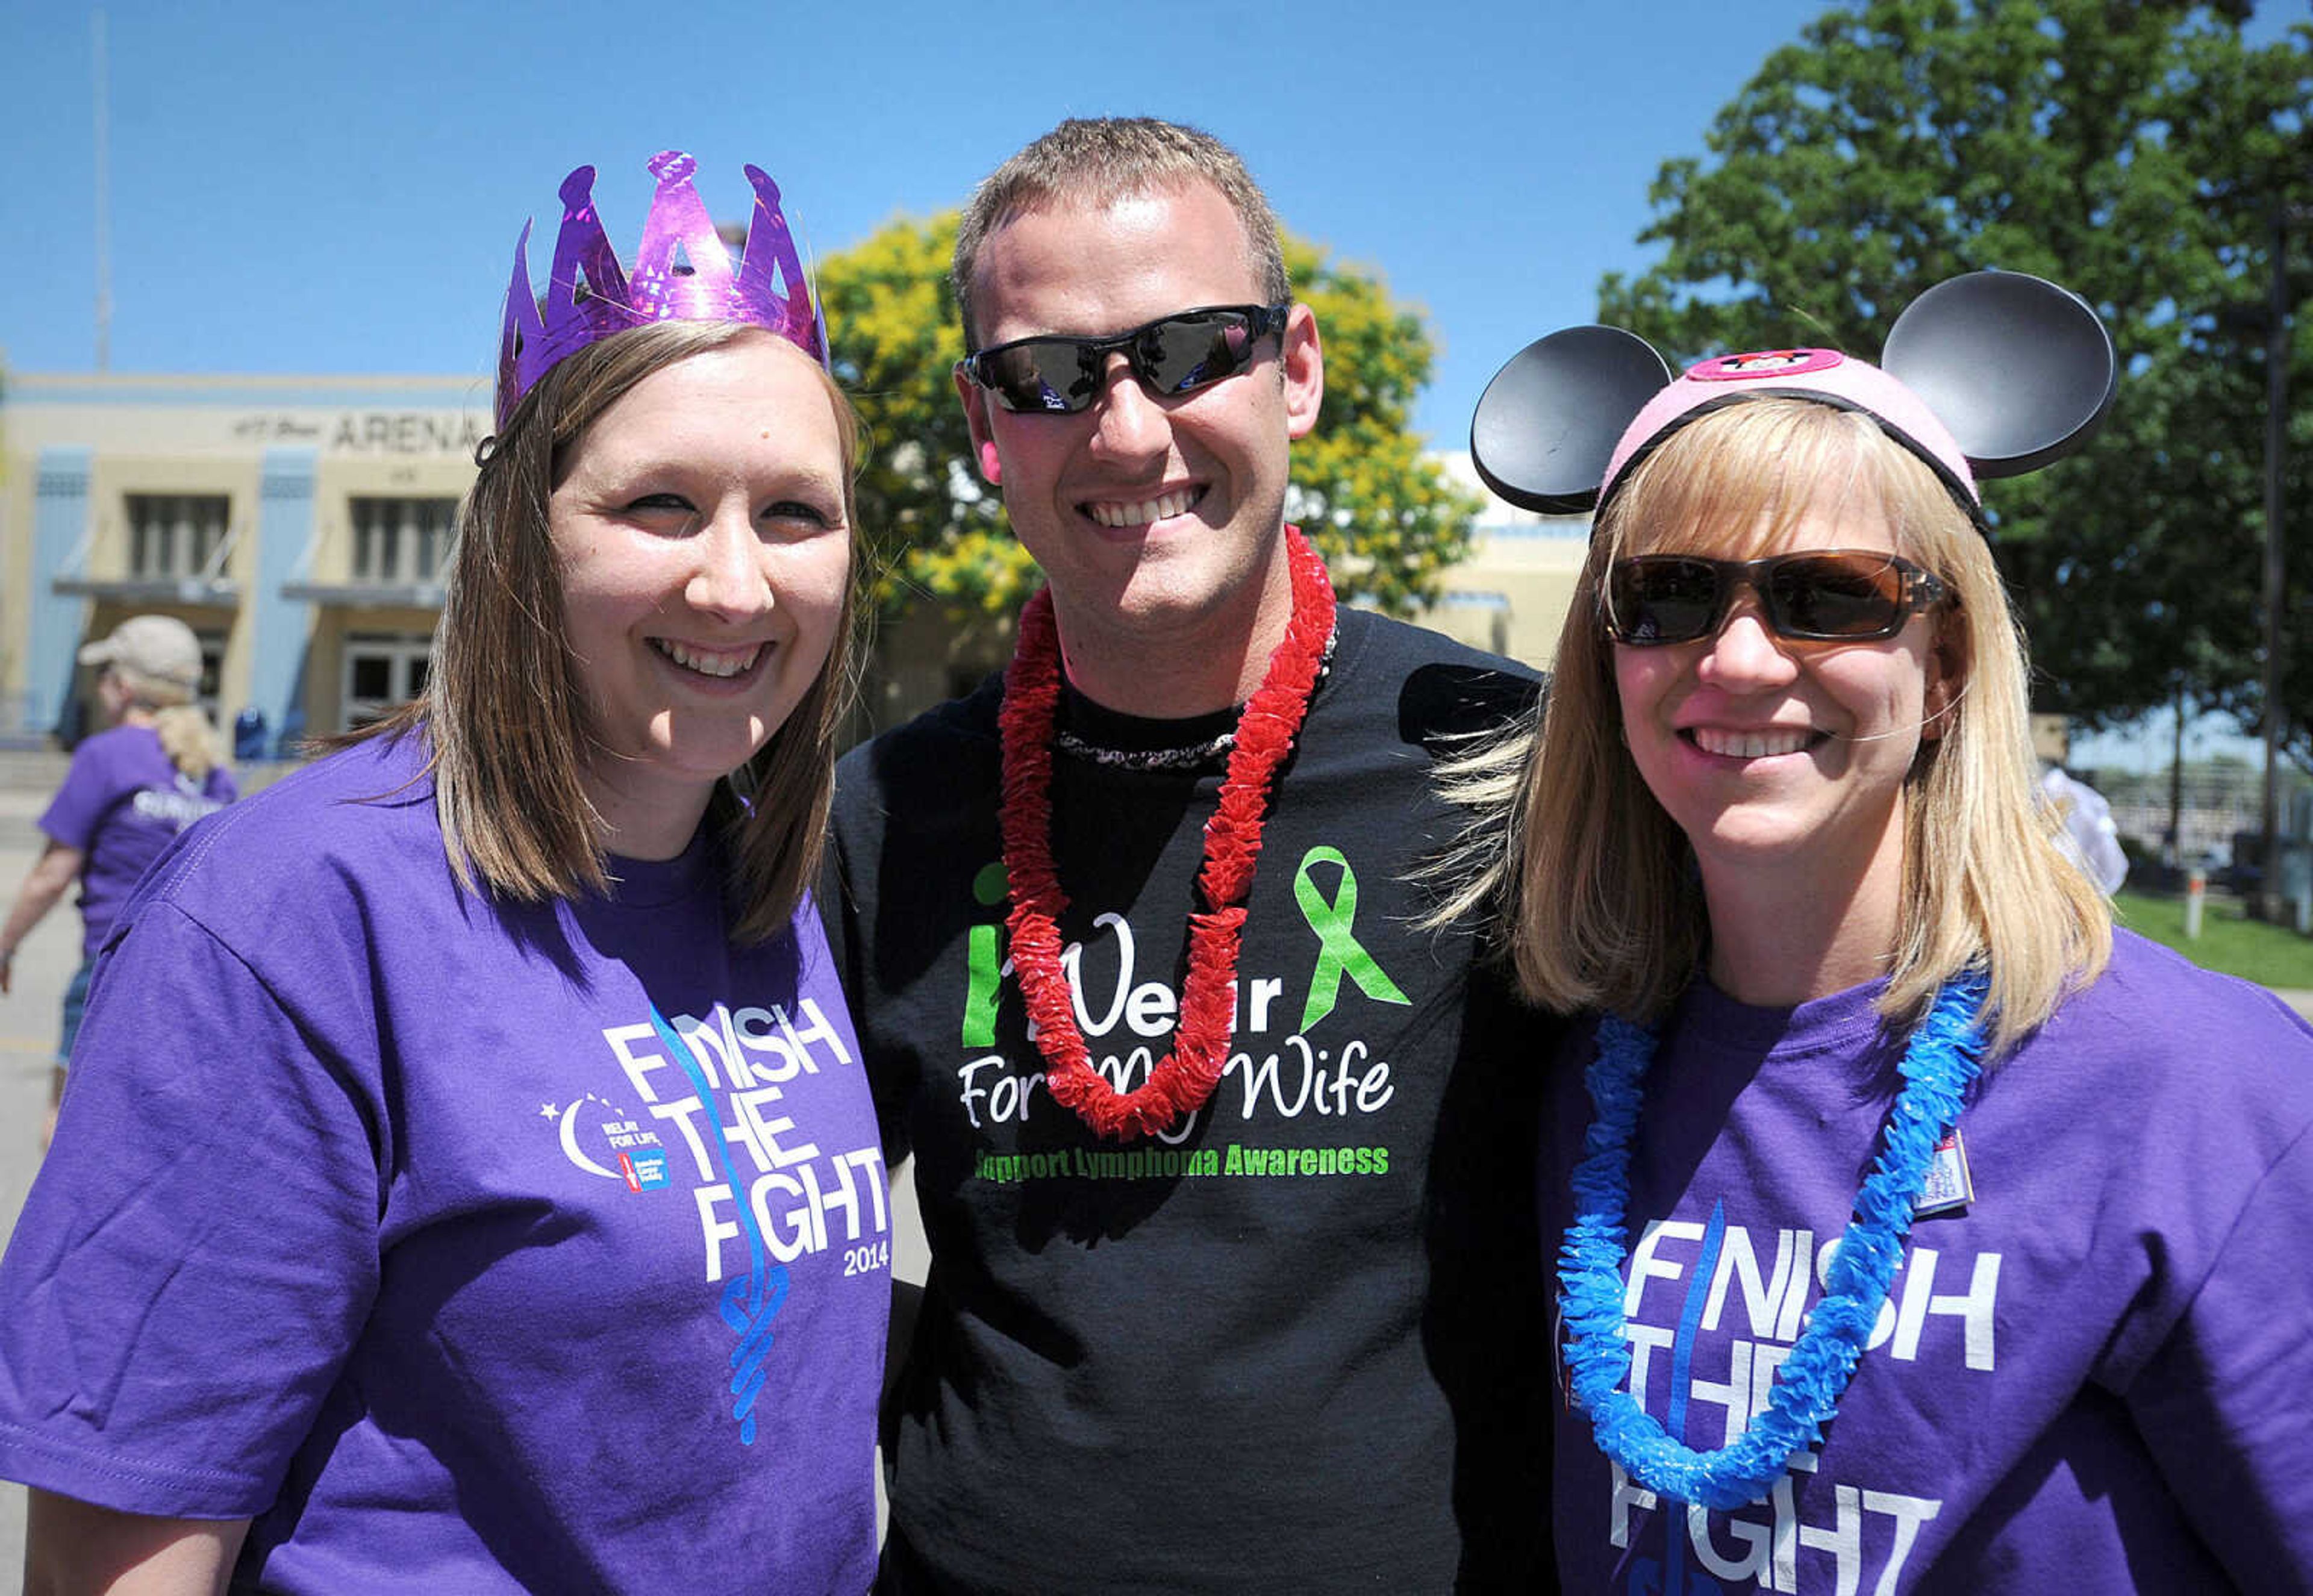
[0, 768, 66, 1588]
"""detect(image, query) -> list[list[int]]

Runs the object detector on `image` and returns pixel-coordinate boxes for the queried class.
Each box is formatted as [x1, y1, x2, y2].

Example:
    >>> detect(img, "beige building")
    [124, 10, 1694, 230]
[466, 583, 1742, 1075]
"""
[2, 372, 488, 751]
[1, 375, 1584, 750]
[1416, 450, 1589, 669]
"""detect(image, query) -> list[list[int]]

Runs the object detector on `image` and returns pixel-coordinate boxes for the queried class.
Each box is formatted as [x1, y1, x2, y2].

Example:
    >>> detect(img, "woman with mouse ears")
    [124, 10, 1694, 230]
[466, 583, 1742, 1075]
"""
[1449, 272, 2313, 1591]
[0, 154, 885, 1592]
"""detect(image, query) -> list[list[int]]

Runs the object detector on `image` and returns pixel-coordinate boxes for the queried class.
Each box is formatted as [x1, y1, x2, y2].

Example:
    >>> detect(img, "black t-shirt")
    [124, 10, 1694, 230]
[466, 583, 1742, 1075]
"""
[828, 608, 1560, 1592]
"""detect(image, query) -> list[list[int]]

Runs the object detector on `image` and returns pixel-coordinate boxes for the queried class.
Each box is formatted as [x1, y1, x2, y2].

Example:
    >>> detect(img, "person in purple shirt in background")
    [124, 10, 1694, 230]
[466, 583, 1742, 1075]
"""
[1447, 272, 2313, 1591]
[0, 152, 889, 1593]
[0, 614, 236, 1149]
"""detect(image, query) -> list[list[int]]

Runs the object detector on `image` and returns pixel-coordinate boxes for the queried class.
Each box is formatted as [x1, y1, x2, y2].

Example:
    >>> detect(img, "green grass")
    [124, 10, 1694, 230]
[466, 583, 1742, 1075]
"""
[2112, 888, 2313, 991]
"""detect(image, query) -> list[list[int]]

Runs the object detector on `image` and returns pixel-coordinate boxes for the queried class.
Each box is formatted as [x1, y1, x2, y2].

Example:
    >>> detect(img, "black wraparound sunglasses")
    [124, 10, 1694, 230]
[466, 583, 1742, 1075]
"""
[1606, 550, 1949, 647]
[958, 303, 1292, 414]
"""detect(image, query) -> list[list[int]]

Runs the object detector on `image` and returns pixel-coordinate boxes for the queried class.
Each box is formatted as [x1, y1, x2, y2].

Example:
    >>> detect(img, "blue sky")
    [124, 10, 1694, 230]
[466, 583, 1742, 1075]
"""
[20, 0, 2291, 437]
[5, 0, 2299, 438]
[1, 0, 2299, 764]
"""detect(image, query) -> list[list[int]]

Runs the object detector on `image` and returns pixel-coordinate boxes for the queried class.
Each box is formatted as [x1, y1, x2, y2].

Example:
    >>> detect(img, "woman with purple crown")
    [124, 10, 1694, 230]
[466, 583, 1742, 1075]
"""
[0, 154, 888, 1592]
[1454, 273, 2313, 1590]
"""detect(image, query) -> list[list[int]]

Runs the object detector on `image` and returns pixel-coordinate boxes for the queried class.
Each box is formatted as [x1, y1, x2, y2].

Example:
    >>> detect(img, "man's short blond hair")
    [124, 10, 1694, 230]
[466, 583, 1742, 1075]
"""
[952, 116, 1289, 349]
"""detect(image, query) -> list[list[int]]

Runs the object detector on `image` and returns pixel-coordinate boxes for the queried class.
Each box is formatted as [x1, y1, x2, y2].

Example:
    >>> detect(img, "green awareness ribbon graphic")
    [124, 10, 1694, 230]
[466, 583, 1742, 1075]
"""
[1293, 845, 1408, 1032]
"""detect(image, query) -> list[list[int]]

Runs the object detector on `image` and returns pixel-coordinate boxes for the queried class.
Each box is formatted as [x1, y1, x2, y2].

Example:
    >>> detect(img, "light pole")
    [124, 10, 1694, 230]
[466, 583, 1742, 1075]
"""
[93, 10, 110, 372]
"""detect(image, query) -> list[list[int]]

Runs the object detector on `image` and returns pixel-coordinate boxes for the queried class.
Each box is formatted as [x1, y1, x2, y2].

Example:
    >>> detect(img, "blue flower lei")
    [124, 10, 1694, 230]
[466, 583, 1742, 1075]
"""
[1556, 973, 1987, 1510]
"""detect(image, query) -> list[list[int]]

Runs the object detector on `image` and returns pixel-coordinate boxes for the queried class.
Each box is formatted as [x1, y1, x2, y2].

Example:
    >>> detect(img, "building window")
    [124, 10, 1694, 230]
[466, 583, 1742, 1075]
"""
[194, 631, 226, 719]
[341, 632, 433, 731]
[351, 497, 458, 584]
[127, 494, 230, 580]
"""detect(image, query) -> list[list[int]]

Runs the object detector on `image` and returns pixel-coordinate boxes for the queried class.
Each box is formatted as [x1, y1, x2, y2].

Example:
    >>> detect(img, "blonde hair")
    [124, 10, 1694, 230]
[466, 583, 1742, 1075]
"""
[1451, 398, 2109, 1056]
[364, 320, 864, 941]
[150, 706, 222, 784]
[952, 116, 1290, 350]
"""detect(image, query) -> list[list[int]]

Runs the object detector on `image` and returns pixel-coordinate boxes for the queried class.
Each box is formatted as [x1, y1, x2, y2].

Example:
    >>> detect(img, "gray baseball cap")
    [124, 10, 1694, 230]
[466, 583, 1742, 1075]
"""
[80, 615, 204, 690]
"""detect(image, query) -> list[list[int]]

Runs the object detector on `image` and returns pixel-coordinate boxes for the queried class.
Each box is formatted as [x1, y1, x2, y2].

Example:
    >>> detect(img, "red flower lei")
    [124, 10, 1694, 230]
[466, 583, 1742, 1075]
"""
[997, 527, 1337, 1141]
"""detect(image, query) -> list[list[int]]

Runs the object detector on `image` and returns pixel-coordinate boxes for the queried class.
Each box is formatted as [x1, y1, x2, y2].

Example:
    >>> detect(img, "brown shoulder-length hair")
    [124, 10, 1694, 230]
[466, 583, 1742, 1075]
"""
[1443, 397, 2110, 1058]
[364, 320, 864, 941]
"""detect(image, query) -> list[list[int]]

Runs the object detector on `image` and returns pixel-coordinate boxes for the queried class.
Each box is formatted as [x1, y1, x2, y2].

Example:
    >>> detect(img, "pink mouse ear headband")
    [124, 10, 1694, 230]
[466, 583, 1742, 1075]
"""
[1469, 270, 2118, 532]
[495, 151, 828, 428]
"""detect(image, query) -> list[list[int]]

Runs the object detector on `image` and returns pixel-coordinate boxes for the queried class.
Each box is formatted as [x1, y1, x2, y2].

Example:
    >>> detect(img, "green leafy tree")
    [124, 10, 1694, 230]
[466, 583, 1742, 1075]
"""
[812, 214, 1020, 621]
[1281, 235, 1481, 614]
[816, 212, 1478, 625]
[1594, 0, 2311, 761]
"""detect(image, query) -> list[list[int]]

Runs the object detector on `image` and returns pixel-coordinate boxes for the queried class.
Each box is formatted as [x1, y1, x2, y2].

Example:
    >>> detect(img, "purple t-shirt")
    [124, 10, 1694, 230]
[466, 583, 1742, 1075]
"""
[1542, 932, 2313, 1593]
[0, 734, 888, 1593]
[39, 722, 236, 961]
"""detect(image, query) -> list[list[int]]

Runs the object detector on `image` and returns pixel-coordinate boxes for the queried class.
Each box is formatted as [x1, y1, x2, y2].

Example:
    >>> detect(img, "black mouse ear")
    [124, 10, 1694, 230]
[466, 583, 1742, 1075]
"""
[1470, 326, 1672, 514]
[1881, 270, 2117, 480]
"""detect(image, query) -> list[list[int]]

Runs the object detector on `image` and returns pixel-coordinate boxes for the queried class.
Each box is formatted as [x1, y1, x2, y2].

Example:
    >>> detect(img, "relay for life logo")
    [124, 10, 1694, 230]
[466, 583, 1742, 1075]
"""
[545, 995, 890, 1444]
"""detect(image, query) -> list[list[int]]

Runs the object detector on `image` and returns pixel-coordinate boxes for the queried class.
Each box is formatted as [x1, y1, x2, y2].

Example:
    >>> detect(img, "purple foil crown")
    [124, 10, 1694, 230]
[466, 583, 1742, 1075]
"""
[495, 151, 828, 426]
